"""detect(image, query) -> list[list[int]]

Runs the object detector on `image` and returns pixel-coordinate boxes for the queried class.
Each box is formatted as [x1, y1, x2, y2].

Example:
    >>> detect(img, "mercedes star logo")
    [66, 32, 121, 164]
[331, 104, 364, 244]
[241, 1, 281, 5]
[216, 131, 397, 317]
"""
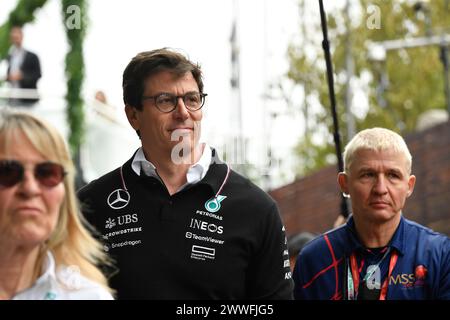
[107, 189, 131, 209]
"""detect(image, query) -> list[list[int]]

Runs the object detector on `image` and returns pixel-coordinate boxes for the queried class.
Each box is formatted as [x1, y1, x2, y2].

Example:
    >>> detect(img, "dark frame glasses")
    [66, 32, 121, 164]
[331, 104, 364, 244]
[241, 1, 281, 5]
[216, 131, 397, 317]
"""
[0, 160, 66, 188]
[142, 92, 207, 113]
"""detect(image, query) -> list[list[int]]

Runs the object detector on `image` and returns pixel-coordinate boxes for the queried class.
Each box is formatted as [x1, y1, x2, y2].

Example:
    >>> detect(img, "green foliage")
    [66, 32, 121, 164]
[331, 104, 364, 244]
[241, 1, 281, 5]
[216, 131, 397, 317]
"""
[62, 0, 87, 154]
[0, 0, 87, 156]
[0, 0, 48, 60]
[288, 0, 450, 176]
[294, 135, 335, 177]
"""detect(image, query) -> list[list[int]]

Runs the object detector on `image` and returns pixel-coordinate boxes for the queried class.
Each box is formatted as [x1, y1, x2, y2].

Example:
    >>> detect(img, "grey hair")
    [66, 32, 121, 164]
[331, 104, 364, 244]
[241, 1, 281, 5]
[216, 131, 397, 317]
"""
[343, 127, 412, 174]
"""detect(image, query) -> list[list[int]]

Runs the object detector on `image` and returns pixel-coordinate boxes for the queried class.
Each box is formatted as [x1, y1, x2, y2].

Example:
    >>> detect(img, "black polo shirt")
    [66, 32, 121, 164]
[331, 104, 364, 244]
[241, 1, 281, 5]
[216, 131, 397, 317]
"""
[78, 149, 293, 299]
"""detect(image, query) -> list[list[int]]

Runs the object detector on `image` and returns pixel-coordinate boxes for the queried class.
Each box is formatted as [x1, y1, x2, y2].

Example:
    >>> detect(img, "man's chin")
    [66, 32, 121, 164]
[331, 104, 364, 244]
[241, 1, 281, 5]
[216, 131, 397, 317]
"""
[366, 209, 399, 223]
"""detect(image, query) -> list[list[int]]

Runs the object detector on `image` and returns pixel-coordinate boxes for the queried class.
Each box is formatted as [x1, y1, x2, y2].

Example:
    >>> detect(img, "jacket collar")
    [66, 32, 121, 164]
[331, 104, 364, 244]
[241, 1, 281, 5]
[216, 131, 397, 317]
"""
[344, 215, 405, 256]
[122, 147, 229, 197]
[197, 148, 229, 196]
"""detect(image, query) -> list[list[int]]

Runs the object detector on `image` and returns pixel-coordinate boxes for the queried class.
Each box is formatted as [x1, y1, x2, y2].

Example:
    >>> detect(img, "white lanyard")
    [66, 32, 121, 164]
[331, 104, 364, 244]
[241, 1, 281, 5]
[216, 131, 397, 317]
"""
[347, 247, 392, 300]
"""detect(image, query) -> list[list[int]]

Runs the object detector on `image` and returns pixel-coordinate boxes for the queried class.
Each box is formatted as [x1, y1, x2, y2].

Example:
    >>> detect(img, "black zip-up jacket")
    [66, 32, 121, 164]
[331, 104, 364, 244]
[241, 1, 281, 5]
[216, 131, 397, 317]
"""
[78, 148, 293, 299]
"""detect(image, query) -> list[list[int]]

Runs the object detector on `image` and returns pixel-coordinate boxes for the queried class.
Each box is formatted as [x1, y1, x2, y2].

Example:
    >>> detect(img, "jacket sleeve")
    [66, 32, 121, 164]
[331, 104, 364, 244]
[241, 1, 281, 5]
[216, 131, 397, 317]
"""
[246, 202, 294, 299]
[293, 253, 307, 299]
[438, 237, 450, 300]
[20, 52, 41, 88]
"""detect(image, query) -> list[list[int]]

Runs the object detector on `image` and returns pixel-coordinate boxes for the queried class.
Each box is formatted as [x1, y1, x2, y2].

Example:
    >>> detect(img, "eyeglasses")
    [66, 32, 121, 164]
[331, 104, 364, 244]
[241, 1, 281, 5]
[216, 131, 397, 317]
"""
[0, 160, 66, 188]
[142, 92, 207, 113]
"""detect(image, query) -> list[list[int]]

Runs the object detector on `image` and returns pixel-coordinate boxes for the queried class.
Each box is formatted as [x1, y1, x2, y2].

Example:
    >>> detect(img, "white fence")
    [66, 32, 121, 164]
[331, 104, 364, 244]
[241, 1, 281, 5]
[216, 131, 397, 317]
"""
[0, 88, 140, 183]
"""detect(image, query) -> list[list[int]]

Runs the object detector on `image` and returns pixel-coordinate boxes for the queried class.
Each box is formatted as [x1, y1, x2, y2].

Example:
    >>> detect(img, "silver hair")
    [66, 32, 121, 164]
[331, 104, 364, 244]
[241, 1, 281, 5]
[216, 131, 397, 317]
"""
[343, 127, 412, 174]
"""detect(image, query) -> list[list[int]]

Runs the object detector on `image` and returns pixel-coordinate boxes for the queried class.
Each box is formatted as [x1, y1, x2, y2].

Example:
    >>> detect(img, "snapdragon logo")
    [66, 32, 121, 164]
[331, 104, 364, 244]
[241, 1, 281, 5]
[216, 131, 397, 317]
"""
[205, 195, 227, 213]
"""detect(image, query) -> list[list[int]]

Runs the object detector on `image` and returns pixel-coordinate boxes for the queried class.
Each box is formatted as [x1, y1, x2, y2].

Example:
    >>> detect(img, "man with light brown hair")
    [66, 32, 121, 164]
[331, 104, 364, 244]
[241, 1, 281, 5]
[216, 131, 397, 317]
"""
[78, 48, 293, 300]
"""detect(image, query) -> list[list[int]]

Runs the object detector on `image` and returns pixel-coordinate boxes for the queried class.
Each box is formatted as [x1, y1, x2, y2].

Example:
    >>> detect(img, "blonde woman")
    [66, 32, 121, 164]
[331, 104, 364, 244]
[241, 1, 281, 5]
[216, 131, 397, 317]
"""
[0, 110, 113, 300]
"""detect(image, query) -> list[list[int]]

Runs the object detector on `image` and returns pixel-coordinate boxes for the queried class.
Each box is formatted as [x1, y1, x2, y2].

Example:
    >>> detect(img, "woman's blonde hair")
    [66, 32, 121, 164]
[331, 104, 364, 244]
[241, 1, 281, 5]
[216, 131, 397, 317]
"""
[0, 110, 113, 294]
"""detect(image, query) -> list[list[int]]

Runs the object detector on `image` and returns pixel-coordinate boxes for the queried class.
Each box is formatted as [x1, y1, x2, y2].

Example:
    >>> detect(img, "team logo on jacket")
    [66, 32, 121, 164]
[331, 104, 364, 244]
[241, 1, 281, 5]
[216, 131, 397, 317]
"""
[390, 265, 428, 288]
[204, 195, 227, 213]
[415, 265, 427, 280]
[105, 218, 116, 229]
[107, 189, 130, 209]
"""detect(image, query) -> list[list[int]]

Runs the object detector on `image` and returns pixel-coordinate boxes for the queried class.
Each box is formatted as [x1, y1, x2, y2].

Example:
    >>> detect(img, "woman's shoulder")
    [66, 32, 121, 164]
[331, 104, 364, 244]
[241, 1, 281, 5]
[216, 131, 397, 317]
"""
[55, 265, 114, 300]
[13, 253, 114, 300]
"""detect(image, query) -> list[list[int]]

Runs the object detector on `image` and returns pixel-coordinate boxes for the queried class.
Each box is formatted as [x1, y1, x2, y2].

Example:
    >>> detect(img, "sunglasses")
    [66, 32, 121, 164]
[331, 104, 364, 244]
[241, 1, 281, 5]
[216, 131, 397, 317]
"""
[0, 160, 66, 188]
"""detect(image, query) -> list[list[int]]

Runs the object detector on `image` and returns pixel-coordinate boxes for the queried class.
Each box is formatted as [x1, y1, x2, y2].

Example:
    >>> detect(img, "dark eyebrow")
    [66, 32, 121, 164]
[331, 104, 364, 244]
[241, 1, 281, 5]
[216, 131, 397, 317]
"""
[156, 91, 200, 96]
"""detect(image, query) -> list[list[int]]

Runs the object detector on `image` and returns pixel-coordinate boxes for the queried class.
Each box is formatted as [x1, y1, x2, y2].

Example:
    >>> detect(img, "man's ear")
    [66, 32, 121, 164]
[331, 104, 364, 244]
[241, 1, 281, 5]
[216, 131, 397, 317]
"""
[125, 105, 140, 130]
[338, 172, 350, 197]
[406, 175, 416, 198]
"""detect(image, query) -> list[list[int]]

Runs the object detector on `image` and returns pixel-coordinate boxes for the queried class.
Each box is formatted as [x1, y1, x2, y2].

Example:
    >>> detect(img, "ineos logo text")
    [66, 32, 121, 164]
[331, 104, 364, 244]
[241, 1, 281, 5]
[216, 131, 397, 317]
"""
[107, 189, 130, 209]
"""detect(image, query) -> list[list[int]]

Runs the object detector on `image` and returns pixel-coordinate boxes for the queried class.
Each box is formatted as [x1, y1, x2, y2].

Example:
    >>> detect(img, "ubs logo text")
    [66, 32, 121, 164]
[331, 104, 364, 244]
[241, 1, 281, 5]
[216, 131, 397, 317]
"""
[118, 214, 138, 226]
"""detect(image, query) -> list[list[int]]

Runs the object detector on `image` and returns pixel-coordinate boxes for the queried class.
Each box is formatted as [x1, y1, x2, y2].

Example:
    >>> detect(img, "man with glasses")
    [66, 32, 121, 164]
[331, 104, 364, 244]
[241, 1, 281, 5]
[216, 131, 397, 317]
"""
[78, 48, 293, 299]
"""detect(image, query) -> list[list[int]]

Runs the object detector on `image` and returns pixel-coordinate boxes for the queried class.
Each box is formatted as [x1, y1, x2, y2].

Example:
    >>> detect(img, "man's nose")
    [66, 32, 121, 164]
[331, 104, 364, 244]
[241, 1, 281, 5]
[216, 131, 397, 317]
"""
[373, 174, 388, 194]
[173, 97, 190, 120]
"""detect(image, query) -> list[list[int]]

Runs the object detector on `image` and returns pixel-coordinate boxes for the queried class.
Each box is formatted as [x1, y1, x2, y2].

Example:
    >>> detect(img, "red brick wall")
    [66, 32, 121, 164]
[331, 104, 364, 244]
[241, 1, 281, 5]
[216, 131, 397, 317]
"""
[270, 121, 450, 237]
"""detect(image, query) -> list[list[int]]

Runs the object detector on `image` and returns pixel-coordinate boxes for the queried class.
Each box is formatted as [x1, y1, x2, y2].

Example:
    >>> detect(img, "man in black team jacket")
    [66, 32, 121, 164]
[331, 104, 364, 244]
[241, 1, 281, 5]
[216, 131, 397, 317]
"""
[78, 48, 293, 299]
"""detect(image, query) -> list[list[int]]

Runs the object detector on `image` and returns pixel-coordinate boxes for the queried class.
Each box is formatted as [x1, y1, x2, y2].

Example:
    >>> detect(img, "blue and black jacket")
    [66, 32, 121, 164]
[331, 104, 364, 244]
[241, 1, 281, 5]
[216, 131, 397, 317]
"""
[293, 216, 450, 300]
